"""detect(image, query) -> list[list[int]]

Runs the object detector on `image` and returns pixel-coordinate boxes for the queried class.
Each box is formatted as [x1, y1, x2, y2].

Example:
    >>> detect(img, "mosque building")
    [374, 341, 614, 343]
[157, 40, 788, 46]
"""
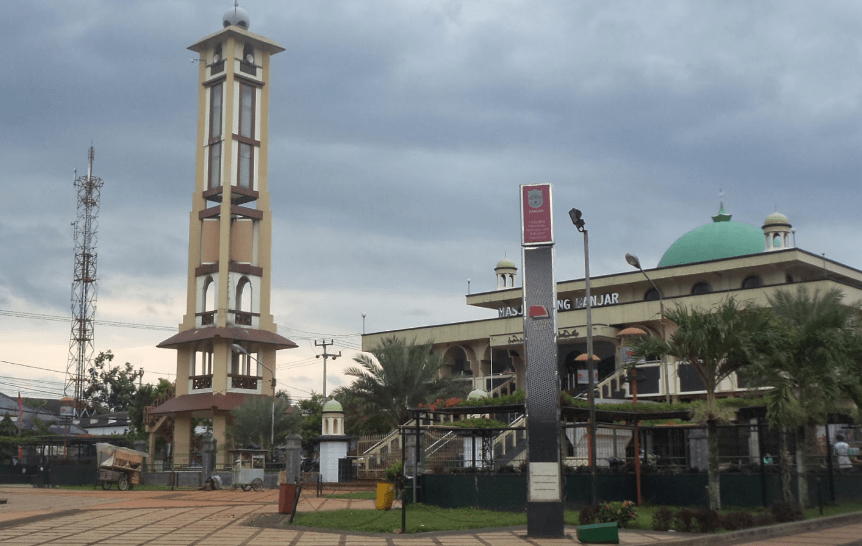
[361, 204, 862, 403]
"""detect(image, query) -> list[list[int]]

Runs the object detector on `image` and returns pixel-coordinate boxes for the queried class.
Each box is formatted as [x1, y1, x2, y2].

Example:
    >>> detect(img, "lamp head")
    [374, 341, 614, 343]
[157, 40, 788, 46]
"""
[231, 343, 248, 355]
[625, 253, 642, 270]
[569, 208, 585, 232]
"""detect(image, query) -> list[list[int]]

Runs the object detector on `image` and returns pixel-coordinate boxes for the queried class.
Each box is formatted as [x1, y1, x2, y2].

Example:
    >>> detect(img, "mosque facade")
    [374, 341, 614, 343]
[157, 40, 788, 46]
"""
[361, 206, 862, 404]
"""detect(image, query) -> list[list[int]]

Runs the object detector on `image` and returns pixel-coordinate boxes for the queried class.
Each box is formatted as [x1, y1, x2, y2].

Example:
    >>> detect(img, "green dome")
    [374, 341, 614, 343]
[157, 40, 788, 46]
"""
[322, 399, 343, 413]
[658, 206, 764, 267]
[762, 212, 791, 228]
[495, 258, 517, 270]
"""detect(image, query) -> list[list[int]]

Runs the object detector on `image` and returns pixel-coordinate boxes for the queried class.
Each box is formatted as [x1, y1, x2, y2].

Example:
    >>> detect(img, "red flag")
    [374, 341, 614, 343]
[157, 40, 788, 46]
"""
[18, 391, 23, 435]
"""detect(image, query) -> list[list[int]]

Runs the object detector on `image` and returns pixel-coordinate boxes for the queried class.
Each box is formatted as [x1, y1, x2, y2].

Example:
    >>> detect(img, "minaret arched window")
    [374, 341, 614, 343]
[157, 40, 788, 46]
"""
[240, 43, 256, 75]
[210, 44, 224, 75]
[202, 276, 216, 325]
[235, 276, 253, 325]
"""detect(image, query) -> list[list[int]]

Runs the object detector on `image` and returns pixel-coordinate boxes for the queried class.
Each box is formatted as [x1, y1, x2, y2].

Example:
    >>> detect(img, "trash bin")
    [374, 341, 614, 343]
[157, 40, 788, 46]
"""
[279, 483, 297, 514]
[375, 482, 395, 511]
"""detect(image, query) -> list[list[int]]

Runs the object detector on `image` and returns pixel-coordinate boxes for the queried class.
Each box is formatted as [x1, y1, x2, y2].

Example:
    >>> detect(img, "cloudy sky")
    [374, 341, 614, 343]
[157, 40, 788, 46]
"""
[3, 0, 862, 402]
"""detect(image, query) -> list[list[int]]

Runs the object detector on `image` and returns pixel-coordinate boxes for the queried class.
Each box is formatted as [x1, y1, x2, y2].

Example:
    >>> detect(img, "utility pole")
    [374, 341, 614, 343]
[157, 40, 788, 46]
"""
[315, 340, 341, 401]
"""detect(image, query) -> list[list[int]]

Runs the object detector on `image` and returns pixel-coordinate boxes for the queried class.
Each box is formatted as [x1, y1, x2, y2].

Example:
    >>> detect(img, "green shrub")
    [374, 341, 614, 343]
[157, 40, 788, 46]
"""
[595, 501, 637, 528]
[651, 507, 674, 531]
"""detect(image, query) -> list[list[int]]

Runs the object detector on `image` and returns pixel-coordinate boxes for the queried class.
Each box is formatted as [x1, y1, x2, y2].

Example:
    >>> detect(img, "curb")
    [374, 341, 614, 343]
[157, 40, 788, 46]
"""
[657, 511, 862, 546]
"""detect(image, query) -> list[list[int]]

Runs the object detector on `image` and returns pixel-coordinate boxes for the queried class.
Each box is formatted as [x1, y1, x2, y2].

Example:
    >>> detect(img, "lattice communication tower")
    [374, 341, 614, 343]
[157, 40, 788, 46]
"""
[64, 147, 104, 411]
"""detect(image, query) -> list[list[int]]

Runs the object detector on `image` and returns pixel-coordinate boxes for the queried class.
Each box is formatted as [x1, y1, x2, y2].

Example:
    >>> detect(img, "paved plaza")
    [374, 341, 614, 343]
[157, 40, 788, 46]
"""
[1, 485, 861, 545]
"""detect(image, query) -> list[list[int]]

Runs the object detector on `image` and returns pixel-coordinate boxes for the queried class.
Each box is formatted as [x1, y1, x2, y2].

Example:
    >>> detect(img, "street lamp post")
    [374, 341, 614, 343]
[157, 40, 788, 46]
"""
[231, 344, 277, 451]
[625, 253, 670, 404]
[569, 208, 597, 505]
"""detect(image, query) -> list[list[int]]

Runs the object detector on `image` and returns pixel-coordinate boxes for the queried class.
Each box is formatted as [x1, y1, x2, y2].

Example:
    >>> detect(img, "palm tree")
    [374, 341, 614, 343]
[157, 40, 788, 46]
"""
[631, 297, 769, 511]
[749, 286, 862, 506]
[344, 336, 467, 430]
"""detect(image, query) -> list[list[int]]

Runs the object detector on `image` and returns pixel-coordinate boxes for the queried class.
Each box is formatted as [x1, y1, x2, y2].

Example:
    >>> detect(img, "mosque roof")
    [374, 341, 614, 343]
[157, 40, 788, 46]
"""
[658, 204, 764, 268]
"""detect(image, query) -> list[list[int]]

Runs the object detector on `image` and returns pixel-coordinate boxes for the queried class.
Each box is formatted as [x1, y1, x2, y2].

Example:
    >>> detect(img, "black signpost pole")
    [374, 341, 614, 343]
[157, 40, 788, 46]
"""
[521, 184, 564, 538]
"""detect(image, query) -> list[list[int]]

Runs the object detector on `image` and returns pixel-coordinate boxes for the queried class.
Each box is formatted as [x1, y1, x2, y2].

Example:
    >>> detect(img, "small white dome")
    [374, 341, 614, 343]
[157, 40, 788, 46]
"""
[467, 389, 488, 400]
[223, 4, 250, 30]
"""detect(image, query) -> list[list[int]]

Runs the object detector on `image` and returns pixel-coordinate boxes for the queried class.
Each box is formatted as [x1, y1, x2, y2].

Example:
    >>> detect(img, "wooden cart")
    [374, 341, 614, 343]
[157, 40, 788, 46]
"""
[230, 449, 266, 491]
[96, 443, 146, 491]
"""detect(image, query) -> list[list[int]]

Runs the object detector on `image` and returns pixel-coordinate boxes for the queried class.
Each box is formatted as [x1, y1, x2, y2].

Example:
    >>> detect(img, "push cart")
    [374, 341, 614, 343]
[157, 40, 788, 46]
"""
[96, 443, 147, 491]
[230, 449, 266, 491]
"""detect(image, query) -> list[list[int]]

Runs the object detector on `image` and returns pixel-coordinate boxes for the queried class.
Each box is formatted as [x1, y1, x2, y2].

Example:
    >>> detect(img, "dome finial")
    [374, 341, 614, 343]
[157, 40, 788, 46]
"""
[712, 190, 732, 223]
[223, 2, 250, 29]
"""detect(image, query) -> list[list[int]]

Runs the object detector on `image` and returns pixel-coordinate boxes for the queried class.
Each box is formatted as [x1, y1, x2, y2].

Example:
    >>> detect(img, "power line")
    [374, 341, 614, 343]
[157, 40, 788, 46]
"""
[0, 359, 67, 376]
[0, 309, 175, 331]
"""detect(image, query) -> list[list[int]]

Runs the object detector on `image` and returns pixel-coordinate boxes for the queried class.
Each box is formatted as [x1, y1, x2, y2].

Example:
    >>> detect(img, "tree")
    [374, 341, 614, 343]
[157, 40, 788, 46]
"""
[128, 378, 174, 439]
[228, 395, 301, 452]
[331, 383, 392, 436]
[344, 336, 468, 431]
[631, 297, 769, 511]
[748, 286, 862, 506]
[298, 392, 324, 453]
[83, 351, 141, 413]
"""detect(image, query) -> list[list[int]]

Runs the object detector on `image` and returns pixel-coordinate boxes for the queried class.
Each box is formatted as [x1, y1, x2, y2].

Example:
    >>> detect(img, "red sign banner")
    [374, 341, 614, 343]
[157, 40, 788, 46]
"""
[521, 184, 553, 245]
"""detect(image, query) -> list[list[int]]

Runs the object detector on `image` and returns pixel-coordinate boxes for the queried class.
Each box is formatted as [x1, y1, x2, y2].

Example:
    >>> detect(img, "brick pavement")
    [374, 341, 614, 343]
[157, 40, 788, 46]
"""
[0, 485, 860, 545]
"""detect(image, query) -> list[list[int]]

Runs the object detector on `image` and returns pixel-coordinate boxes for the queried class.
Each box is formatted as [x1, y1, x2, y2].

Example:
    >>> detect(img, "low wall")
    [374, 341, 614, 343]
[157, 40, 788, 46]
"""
[142, 470, 282, 489]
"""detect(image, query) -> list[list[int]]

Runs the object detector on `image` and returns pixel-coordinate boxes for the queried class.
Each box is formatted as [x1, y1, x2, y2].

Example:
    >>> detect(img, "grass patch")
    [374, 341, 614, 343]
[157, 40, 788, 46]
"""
[804, 501, 862, 519]
[291, 504, 527, 533]
[324, 490, 376, 500]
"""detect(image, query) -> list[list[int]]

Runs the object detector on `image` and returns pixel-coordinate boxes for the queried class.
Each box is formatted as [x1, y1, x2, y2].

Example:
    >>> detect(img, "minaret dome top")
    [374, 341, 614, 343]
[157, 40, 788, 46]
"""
[223, 3, 250, 30]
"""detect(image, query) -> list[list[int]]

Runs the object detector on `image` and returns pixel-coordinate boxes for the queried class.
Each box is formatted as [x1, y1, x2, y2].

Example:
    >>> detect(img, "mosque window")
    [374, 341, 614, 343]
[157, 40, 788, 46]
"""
[691, 282, 712, 295]
[773, 234, 782, 248]
[207, 83, 223, 190]
[742, 275, 762, 289]
[644, 288, 662, 301]
[238, 83, 255, 138]
[237, 143, 253, 189]
[208, 143, 221, 190]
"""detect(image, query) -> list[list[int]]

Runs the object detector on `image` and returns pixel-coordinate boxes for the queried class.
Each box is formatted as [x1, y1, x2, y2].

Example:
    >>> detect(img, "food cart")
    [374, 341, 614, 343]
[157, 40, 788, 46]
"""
[230, 448, 266, 491]
[96, 443, 147, 491]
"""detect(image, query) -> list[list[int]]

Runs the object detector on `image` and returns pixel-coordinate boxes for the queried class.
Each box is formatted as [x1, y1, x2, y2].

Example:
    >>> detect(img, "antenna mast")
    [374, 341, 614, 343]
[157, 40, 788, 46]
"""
[65, 147, 104, 413]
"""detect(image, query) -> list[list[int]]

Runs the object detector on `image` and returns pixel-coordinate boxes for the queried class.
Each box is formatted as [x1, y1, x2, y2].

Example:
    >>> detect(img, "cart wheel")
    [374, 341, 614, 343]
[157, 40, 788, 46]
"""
[241, 484, 252, 491]
[251, 478, 263, 492]
[232, 483, 238, 490]
[117, 475, 129, 491]
[101, 481, 112, 490]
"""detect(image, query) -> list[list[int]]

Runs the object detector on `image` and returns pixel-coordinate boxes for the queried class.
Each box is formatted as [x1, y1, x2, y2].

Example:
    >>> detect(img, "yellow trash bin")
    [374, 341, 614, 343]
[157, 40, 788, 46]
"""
[375, 482, 395, 510]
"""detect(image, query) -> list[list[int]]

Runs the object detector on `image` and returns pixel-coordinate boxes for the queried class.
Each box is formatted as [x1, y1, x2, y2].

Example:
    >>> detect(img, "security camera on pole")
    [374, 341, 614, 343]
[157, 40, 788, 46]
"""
[520, 184, 564, 538]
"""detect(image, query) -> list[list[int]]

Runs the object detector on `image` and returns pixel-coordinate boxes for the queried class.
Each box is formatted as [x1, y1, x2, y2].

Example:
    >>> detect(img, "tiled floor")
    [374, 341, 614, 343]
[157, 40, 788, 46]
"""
[1, 485, 860, 545]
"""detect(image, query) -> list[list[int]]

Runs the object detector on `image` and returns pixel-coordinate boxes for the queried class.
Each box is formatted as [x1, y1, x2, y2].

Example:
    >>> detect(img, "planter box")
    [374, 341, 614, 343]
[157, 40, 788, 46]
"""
[576, 522, 619, 544]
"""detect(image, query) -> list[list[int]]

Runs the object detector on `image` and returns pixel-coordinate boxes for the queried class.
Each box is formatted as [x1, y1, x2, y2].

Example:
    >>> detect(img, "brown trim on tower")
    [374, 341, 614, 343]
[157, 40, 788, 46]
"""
[230, 205, 263, 219]
[230, 262, 263, 276]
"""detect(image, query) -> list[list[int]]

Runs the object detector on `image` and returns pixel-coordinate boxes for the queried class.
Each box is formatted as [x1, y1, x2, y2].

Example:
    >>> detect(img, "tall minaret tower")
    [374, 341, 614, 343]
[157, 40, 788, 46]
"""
[151, 4, 296, 466]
